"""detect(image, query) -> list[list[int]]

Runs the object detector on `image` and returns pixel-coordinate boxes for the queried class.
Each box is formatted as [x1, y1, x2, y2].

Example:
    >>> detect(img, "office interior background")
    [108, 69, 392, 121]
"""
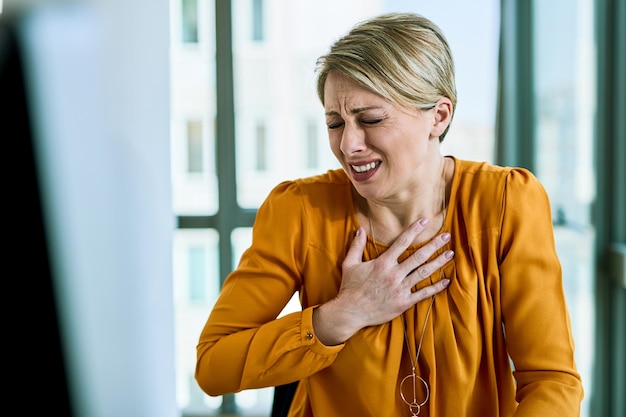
[2, 0, 624, 416]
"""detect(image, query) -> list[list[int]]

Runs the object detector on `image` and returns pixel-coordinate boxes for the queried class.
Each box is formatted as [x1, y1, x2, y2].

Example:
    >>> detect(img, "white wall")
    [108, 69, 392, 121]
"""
[14, 0, 177, 416]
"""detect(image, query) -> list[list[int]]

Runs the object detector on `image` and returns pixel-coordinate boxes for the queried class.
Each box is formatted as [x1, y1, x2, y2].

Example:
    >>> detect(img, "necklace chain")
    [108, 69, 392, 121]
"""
[366, 157, 448, 417]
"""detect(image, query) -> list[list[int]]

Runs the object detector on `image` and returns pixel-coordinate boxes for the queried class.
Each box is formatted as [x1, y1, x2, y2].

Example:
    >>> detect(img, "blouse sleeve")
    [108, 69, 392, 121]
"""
[497, 168, 584, 416]
[195, 180, 343, 396]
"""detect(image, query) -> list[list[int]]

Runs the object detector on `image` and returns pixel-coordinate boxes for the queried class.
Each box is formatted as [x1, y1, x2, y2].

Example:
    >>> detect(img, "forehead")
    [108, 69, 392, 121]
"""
[323, 72, 388, 112]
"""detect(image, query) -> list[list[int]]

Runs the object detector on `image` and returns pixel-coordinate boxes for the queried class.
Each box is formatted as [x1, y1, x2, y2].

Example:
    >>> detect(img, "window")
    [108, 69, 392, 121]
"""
[188, 245, 207, 301]
[533, 1, 596, 415]
[252, 0, 264, 42]
[173, 229, 220, 413]
[181, 0, 199, 43]
[187, 120, 204, 173]
[306, 120, 319, 169]
[255, 121, 267, 171]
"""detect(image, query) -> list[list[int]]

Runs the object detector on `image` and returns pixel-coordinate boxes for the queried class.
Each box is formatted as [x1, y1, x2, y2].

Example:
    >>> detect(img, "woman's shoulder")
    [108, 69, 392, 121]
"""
[269, 169, 351, 196]
[294, 168, 351, 187]
[454, 158, 540, 188]
[263, 168, 352, 210]
[451, 157, 546, 211]
[449, 158, 550, 237]
[258, 168, 356, 233]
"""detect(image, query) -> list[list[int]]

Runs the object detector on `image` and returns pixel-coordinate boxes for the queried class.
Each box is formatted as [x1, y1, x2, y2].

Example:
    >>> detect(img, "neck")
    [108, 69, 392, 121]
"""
[364, 156, 449, 244]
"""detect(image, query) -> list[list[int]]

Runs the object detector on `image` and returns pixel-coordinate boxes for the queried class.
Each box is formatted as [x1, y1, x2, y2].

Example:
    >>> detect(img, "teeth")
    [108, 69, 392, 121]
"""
[352, 162, 379, 173]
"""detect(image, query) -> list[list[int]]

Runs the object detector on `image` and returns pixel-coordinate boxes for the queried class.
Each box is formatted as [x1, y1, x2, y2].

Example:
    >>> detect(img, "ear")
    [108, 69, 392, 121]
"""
[430, 97, 453, 137]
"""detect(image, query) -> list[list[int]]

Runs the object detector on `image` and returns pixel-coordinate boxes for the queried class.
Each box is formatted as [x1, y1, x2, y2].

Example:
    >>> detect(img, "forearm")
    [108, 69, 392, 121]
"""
[196, 307, 342, 395]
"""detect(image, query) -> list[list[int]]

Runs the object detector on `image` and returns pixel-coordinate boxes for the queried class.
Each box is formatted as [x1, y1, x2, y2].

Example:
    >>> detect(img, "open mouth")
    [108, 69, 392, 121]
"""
[351, 161, 381, 173]
[350, 161, 381, 181]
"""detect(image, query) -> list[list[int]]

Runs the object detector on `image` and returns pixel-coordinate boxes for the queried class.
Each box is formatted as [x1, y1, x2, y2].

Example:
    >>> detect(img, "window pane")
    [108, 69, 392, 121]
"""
[171, 0, 218, 215]
[252, 0, 264, 41]
[255, 122, 267, 171]
[306, 119, 319, 169]
[172, 229, 220, 414]
[188, 245, 206, 300]
[181, 0, 199, 43]
[533, 1, 595, 416]
[187, 120, 204, 173]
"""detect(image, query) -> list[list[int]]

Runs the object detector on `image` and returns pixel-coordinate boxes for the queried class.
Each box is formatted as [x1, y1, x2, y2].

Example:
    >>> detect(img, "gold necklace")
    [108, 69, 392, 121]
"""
[400, 297, 434, 417]
[367, 157, 448, 417]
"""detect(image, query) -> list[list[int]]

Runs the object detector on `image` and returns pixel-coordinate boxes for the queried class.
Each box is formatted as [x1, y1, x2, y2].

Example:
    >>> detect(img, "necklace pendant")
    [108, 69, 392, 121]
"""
[400, 373, 430, 412]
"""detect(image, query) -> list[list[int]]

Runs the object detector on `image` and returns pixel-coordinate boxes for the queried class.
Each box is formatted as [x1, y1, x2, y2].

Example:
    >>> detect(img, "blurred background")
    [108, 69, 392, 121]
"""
[2, 0, 624, 416]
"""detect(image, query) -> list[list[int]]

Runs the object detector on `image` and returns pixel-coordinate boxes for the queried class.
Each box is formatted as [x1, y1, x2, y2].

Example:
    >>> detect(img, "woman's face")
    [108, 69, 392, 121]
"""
[323, 71, 441, 203]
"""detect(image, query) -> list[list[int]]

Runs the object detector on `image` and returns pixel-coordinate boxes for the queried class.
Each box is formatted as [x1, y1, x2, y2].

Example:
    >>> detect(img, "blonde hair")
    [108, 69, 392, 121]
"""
[315, 12, 457, 141]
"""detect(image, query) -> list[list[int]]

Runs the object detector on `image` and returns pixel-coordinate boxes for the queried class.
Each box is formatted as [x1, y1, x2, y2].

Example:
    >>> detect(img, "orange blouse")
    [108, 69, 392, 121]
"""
[196, 158, 583, 417]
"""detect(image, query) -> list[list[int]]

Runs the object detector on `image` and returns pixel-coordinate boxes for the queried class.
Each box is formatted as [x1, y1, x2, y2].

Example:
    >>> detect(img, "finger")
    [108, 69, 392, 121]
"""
[343, 227, 368, 269]
[409, 277, 451, 302]
[405, 249, 455, 287]
[382, 218, 430, 262]
[398, 232, 451, 276]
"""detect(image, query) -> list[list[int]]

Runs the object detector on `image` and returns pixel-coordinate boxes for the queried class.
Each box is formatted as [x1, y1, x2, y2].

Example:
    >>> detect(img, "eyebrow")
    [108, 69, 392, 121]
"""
[324, 106, 382, 117]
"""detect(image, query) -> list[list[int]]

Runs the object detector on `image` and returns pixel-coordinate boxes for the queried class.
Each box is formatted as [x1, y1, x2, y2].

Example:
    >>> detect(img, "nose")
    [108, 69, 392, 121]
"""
[339, 123, 366, 156]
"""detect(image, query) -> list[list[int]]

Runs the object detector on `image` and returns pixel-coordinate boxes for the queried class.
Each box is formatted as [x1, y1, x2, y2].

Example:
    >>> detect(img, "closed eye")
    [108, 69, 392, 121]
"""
[326, 117, 382, 129]
[327, 122, 344, 130]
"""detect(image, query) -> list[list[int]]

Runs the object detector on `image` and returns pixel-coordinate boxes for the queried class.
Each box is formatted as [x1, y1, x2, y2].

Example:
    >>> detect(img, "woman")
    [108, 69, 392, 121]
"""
[195, 12, 583, 416]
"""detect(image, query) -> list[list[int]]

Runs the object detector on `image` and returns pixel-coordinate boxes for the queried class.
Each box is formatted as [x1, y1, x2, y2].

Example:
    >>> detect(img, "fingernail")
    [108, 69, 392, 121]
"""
[441, 233, 451, 242]
[444, 250, 454, 259]
[356, 227, 362, 236]
[442, 279, 451, 287]
[419, 218, 429, 226]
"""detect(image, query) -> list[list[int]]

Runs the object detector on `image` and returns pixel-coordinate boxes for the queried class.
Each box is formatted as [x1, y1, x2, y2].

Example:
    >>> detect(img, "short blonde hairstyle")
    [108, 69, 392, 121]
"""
[315, 12, 457, 141]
